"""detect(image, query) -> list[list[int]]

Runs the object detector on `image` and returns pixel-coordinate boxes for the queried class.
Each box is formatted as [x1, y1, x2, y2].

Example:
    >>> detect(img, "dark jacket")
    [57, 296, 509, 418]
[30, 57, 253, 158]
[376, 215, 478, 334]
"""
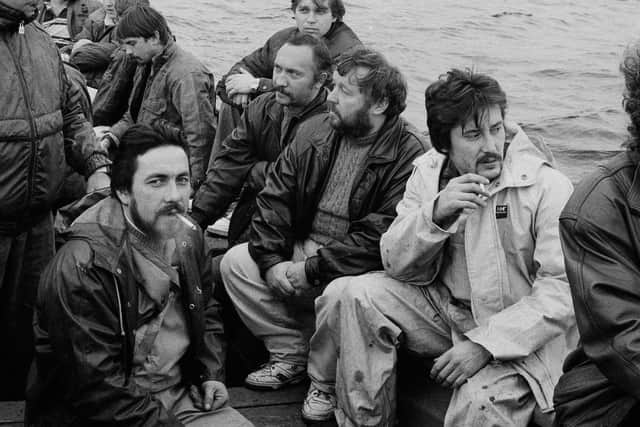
[0, 16, 109, 235]
[248, 114, 429, 286]
[110, 40, 217, 191]
[554, 151, 640, 426]
[217, 22, 362, 104]
[191, 89, 328, 242]
[36, 0, 102, 40]
[92, 47, 137, 125]
[26, 197, 224, 427]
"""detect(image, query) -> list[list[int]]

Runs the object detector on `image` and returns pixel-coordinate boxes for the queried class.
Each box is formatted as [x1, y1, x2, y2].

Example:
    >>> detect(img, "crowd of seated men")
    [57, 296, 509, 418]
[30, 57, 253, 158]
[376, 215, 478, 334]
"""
[2, 0, 640, 426]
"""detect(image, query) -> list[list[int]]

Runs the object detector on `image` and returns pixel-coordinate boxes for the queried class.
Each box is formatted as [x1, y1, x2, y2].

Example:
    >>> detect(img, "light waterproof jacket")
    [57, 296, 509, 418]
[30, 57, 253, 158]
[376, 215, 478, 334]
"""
[380, 128, 577, 412]
[110, 40, 216, 191]
[0, 14, 109, 234]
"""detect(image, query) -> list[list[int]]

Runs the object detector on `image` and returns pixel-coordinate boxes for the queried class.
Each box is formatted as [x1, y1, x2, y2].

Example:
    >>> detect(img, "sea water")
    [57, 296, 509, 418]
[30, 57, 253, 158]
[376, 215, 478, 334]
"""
[153, 0, 640, 182]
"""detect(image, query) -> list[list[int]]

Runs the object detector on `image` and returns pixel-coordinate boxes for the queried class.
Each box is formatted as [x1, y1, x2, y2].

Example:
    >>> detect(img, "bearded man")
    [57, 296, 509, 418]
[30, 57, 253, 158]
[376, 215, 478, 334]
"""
[219, 49, 427, 422]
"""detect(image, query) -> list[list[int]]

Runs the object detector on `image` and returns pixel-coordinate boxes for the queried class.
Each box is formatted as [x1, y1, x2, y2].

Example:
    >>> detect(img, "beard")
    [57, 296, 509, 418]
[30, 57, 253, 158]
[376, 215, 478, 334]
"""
[328, 102, 374, 138]
[129, 198, 185, 241]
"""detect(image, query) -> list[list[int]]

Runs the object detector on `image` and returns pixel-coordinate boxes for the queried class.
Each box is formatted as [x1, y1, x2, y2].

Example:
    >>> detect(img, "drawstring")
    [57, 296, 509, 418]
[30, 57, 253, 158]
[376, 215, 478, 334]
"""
[18, 20, 24, 34]
[113, 274, 125, 337]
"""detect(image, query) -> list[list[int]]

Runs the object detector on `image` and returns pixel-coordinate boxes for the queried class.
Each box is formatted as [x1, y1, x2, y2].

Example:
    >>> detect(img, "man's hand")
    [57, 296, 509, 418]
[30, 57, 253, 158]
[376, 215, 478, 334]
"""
[265, 261, 295, 297]
[189, 380, 229, 411]
[432, 173, 490, 228]
[232, 94, 250, 109]
[286, 261, 312, 293]
[86, 170, 111, 193]
[430, 339, 492, 389]
[226, 67, 258, 98]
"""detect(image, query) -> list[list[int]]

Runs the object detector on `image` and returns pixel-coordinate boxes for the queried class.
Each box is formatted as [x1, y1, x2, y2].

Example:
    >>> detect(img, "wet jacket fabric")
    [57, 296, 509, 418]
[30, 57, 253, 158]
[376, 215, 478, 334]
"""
[110, 40, 216, 190]
[248, 114, 428, 287]
[92, 47, 137, 126]
[191, 90, 328, 242]
[380, 129, 577, 413]
[36, 0, 102, 40]
[73, 8, 115, 43]
[553, 151, 640, 426]
[26, 197, 224, 426]
[217, 22, 362, 104]
[0, 16, 109, 235]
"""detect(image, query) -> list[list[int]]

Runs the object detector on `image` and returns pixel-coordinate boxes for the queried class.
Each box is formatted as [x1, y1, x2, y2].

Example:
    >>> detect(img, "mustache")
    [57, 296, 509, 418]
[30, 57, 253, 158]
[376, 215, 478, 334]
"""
[157, 202, 185, 216]
[478, 153, 502, 163]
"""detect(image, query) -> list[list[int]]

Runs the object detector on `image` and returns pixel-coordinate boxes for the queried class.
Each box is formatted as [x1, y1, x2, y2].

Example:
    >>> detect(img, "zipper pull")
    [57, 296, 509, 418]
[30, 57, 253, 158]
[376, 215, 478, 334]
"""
[18, 21, 25, 35]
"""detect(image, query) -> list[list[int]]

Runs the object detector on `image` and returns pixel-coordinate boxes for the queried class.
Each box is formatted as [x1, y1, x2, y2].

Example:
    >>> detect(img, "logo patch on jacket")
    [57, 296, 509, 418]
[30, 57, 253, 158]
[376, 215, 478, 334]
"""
[496, 205, 508, 219]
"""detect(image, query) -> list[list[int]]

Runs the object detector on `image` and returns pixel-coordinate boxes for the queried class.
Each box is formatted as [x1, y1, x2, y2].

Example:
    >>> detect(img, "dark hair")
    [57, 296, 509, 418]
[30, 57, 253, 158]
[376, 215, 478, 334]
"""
[621, 43, 640, 153]
[291, 0, 345, 21]
[114, 0, 150, 17]
[111, 124, 188, 196]
[115, 6, 170, 44]
[425, 69, 507, 154]
[335, 48, 407, 118]
[283, 33, 333, 84]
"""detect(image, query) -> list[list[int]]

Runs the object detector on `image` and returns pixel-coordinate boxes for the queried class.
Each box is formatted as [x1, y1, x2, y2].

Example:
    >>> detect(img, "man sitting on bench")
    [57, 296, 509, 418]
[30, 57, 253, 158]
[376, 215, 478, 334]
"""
[309, 69, 577, 426]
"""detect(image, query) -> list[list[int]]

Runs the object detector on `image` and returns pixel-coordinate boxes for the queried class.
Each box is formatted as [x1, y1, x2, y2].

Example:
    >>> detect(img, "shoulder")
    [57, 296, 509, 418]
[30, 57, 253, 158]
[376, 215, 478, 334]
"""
[293, 113, 334, 142]
[266, 26, 298, 46]
[562, 151, 635, 222]
[399, 119, 430, 153]
[325, 22, 363, 56]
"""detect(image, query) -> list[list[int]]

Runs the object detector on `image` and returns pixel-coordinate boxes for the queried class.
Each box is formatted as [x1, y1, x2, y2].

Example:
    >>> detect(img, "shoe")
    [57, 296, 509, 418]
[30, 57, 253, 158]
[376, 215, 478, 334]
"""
[244, 361, 306, 390]
[301, 385, 337, 422]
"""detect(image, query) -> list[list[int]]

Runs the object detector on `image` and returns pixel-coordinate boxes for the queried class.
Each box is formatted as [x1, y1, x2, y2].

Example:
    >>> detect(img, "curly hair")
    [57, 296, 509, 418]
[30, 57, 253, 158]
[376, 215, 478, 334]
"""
[335, 48, 407, 118]
[425, 68, 507, 154]
[621, 43, 640, 153]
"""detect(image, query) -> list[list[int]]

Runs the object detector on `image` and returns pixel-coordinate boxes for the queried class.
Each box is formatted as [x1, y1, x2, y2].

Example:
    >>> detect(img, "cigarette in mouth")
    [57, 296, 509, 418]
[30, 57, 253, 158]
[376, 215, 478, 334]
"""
[176, 213, 197, 230]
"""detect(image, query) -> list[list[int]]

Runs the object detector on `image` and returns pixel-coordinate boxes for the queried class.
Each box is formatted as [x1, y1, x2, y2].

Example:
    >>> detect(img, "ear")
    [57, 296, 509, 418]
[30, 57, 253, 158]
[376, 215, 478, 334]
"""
[370, 97, 389, 116]
[151, 30, 161, 44]
[116, 189, 131, 207]
[314, 72, 330, 90]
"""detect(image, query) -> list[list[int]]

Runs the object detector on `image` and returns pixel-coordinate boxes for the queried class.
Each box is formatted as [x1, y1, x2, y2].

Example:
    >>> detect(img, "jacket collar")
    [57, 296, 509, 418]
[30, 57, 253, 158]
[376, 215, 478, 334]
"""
[151, 38, 177, 72]
[366, 115, 405, 164]
[623, 150, 640, 213]
[0, 1, 37, 30]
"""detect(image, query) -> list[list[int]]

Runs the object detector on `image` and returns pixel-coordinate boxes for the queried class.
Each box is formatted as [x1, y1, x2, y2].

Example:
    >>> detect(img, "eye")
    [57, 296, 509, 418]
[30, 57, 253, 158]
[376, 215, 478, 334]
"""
[464, 131, 481, 140]
[148, 178, 165, 187]
[490, 124, 503, 134]
[297, 6, 309, 13]
[176, 176, 190, 185]
[274, 65, 282, 73]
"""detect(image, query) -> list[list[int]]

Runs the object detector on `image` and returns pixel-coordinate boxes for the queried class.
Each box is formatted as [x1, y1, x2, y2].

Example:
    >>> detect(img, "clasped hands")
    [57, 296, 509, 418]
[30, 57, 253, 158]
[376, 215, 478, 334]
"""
[225, 67, 259, 108]
[265, 261, 312, 297]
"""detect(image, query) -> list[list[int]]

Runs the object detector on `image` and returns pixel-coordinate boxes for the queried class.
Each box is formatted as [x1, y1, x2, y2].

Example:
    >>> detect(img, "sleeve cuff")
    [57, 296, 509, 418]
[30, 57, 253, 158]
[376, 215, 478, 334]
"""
[305, 256, 322, 287]
[257, 78, 274, 94]
[85, 153, 112, 178]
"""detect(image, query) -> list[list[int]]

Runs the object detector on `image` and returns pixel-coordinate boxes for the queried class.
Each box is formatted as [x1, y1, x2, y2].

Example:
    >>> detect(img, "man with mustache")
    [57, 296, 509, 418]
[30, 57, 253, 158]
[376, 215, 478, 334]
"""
[27, 125, 252, 426]
[212, 0, 362, 160]
[311, 69, 577, 426]
[191, 33, 332, 245]
[219, 48, 427, 422]
[100, 5, 216, 192]
[0, 0, 111, 400]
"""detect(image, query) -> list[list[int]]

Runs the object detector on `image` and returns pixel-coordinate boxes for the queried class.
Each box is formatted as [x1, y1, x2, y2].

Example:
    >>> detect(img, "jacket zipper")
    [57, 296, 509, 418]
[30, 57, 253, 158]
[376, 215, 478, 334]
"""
[6, 33, 39, 209]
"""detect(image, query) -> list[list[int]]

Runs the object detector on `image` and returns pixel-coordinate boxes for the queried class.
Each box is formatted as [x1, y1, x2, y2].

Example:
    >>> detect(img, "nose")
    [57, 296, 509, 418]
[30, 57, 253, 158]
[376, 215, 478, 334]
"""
[273, 70, 288, 88]
[306, 11, 317, 23]
[165, 180, 182, 202]
[124, 45, 133, 55]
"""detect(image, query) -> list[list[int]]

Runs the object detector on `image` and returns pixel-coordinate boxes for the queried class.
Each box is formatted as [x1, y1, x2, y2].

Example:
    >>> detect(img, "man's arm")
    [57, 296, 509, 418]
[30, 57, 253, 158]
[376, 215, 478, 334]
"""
[170, 71, 216, 191]
[247, 142, 300, 275]
[465, 167, 575, 359]
[41, 242, 182, 426]
[60, 59, 110, 179]
[304, 139, 426, 287]
[190, 102, 260, 229]
[379, 153, 453, 284]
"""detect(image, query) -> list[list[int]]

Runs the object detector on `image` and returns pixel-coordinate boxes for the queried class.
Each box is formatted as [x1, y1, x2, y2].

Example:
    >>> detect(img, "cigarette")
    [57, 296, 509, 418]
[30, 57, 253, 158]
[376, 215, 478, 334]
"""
[176, 213, 197, 230]
[479, 183, 488, 201]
